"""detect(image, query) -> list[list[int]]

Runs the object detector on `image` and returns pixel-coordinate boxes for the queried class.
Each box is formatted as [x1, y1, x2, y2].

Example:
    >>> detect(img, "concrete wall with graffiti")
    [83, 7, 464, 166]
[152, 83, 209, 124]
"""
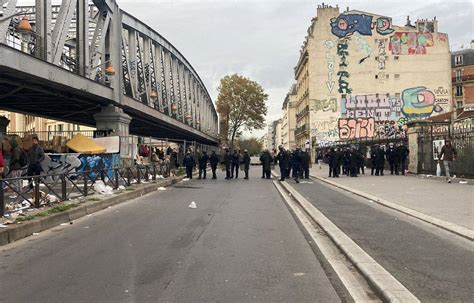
[305, 5, 452, 146]
[41, 153, 121, 179]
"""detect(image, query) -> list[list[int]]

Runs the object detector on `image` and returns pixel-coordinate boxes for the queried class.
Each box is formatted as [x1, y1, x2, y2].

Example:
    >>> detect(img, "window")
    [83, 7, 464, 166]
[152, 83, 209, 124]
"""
[455, 85, 463, 96]
[394, 74, 400, 80]
[455, 69, 462, 82]
[454, 55, 463, 66]
[456, 100, 463, 109]
[386, 74, 389, 79]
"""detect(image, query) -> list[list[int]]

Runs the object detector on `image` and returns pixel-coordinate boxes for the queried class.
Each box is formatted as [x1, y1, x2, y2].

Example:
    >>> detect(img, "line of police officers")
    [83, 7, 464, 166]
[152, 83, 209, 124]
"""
[325, 143, 409, 178]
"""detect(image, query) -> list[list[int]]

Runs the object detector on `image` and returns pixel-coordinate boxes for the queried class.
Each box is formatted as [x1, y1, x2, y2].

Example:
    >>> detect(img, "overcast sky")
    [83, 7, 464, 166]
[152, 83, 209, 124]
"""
[18, 0, 474, 138]
[114, 0, 472, 138]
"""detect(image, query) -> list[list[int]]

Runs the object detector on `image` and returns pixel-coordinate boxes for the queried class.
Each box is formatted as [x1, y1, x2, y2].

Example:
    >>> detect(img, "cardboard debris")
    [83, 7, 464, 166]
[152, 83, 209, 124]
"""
[188, 201, 197, 209]
[66, 133, 106, 154]
[158, 187, 166, 191]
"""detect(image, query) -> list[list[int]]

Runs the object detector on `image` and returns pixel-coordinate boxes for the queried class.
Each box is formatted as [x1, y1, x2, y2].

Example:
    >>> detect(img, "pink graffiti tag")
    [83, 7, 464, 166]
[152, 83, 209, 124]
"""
[338, 118, 375, 139]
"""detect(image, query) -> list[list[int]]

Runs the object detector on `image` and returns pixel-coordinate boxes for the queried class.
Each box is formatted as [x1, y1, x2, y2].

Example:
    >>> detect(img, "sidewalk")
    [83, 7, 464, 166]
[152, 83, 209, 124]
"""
[309, 165, 473, 231]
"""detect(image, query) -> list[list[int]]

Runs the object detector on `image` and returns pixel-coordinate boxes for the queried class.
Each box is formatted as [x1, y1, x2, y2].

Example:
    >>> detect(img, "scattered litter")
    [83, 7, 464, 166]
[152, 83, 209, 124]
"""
[125, 290, 129, 293]
[118, 185, 126, 190]
[148, 174, 153, 180]
[182, 178, 190, 182]
[156, 175, 165, 179]
[115, 210, 120, 213]
[293, 273, 305, 277]
[131, 180, 137, 184]
[158, 187, 166, 191]
[453, 175, 457, 178]
[83, 226, 89, 229]
[32, 232, 40, 236]
[426, 174, 433, 178]
[0, 224, 7, 228]
[188, 201, 197, 209]
[107, 206, 112, 208]
[46, 194, 60, 203]
[60, 223, 69, 226]
[93, 181, 114, 195]
[459, 180, 468, 184]
[300, 181, 313, 184]
[225, 280, 228, 283]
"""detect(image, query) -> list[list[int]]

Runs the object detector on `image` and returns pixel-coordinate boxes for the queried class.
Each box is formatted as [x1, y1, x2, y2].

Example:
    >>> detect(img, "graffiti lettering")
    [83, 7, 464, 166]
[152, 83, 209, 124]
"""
[377, 39, 387, 69]
[401, 86, 443, 119]
[437, 33, 448, 42]
[389, 32, 434, 55]
[338, 118, 375, 139]
[311, 98, 338, 113]
[337, 39, 352, 94]
[341, 94, 401, 121]
[324, 40, 336, 93]
[374, 120, 407, 139]
[433, 86, 449, 95]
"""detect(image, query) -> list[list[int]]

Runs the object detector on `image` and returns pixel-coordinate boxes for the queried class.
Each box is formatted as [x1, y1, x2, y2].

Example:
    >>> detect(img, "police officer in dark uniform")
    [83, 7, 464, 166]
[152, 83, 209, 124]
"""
[223, 148, 232, 180]
[242, 149, 251, 179]
[183, 151, 195, 179]
[385, 143, 398, 175]
[231, 150, 240, 179]
[292, 147, 303, 183]
[198, 151, 209, 179]
[209, 150, 219, 179]
[301, 149, 311, 179]
[276, 145, 289, 181]
[370, 145, 378, 175]
[376, 145, 385, 176]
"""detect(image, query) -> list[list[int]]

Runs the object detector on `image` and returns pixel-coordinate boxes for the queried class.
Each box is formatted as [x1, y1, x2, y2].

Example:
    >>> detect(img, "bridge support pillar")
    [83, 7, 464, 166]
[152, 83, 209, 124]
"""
[94, 105, 132, 163]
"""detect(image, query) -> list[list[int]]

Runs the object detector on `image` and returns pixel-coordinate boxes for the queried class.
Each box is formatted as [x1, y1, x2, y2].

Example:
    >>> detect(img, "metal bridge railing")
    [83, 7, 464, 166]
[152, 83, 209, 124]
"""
[0, 163, 171, 217]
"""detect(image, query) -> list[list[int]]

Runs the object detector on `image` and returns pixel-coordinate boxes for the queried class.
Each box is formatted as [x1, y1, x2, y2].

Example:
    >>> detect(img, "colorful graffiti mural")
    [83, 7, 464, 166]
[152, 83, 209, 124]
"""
[324, 40, 336, 94]
[311, 98, 338, 113]
[337, 38, 352, 94]
[341, 94, 401, 121]
[312, 118, 339, 146]
[330, 14, 394, 38]
[353, 32, 372, 64]
[389, 32, 434, 55]
[44, 153, 121, 180]
[401, 86, 443, 119]
[338, 118, 375, 139]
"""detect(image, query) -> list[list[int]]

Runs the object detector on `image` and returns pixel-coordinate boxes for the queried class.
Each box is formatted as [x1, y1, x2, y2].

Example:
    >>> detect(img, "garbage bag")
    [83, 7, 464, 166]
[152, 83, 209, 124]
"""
[436, 163, 441, 177]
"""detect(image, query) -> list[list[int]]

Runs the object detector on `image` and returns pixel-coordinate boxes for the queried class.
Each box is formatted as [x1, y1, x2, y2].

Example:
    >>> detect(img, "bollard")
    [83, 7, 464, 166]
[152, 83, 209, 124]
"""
[83, 172, 88, 196]
[0, 180, 4, 217]
[34, 177, 40, 208]
[114, 168, 119, 189]
[61, 174, 67, 201]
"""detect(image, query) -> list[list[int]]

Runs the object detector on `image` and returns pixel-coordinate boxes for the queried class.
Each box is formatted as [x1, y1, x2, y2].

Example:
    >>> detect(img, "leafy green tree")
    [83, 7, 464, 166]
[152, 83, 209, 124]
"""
[236, 137, 263, 156]
[216, 74, 268, 150]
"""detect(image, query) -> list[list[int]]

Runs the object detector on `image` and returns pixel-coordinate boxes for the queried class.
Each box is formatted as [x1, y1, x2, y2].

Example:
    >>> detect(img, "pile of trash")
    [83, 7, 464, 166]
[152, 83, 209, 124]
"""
[93, 180, 114, 195]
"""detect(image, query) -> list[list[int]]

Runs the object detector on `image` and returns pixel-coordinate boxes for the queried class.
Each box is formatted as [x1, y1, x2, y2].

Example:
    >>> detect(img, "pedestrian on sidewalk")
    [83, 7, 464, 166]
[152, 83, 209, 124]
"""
[198, 151, 209, 179]
[242, 149, 251, 179]
[209, 150, 219, 179]
[8, 140, 25, 198]
[276, 145, 289, 181]
[231, 150, 240, 179]
[316, 151, 323, 169]
[27, 134, 45, 189]
[439, 139, 457, 183]
[183, 151, 195, 179]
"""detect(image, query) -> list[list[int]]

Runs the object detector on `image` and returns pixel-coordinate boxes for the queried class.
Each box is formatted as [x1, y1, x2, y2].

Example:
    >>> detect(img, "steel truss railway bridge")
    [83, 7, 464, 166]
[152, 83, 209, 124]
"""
[0, 0, 218, 145]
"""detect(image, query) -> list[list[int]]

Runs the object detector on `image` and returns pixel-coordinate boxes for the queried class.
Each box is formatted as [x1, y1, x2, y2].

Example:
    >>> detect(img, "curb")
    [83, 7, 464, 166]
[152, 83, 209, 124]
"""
[311, 174, 474, 241]
[0, 176, 185, 247]
[279, 180, 420, 303]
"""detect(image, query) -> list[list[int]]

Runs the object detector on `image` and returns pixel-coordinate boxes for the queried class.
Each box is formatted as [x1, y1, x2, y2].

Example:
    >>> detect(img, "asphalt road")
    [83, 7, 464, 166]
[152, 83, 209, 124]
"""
[290, 177, 474, 302]
[0, 170, 340, 303]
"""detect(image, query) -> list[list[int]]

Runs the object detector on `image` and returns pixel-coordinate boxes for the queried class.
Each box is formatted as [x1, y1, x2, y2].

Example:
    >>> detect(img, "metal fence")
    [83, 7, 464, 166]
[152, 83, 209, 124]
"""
[0, 163, 170, 217]
[417, 128, 474, 178]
